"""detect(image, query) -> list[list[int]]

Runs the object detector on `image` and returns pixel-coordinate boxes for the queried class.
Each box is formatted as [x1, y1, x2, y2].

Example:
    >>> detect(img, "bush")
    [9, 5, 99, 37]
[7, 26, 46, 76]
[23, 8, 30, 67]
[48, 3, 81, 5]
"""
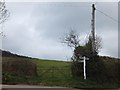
[102, 59, 120, 83]
[71, 62, 83, 79]
[86, 56, 107, 82]
[2, 59, 37, 77]
[86, 56, 120, 83]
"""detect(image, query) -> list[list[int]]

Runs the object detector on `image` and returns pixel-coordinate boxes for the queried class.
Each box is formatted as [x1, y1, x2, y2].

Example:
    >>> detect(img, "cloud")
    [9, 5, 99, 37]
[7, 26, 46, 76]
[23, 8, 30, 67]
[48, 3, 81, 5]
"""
[2, 2, 118, 60]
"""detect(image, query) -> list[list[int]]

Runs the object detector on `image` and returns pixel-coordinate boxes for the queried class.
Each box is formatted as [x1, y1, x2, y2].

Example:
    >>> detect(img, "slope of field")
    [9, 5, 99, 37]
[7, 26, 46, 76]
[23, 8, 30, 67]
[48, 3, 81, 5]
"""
[2, 50, 120, 89]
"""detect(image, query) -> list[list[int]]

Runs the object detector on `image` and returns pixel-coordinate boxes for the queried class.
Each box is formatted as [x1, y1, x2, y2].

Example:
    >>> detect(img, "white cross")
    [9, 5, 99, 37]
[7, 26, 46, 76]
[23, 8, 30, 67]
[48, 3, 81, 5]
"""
[79, 56, 89, 80]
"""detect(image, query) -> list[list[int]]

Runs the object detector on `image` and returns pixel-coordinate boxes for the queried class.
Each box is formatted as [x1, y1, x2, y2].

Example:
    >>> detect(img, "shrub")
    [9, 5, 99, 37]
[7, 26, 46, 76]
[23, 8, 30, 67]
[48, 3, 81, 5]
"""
[71, 62, 83, 79]
[2, 59, 37, 77]
[86, 56, 107, 82]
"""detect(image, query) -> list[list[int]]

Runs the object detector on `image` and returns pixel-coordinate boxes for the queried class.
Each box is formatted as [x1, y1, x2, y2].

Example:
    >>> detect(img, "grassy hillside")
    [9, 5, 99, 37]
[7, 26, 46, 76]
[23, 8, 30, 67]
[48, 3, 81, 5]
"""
[2, 50, 120, 89]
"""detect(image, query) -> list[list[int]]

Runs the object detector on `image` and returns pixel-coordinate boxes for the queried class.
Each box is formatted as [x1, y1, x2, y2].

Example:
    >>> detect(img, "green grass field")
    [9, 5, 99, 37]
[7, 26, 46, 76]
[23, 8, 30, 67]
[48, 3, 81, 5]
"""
[2, 56, 120, 89]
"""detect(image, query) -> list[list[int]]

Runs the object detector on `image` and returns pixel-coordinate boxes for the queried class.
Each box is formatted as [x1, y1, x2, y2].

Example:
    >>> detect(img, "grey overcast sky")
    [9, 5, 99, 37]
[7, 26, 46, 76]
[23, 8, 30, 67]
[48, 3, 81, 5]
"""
[1, 2, 118, 60]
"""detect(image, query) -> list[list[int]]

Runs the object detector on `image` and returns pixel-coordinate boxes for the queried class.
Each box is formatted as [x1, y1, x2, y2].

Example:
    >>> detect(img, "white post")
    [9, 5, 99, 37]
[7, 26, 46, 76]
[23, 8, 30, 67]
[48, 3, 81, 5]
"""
[83, 56, 86, 80]
[79, 56, 89, 80]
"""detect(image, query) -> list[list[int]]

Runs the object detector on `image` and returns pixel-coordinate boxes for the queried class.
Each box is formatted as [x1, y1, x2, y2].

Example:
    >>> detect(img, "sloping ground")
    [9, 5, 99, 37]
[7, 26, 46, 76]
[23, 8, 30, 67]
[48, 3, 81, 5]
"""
[1, 50, 120, 89]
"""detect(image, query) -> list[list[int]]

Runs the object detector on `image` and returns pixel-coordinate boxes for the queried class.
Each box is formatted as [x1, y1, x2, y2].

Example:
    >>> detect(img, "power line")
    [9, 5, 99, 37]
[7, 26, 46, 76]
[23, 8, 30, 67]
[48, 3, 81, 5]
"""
[95, 8, 119, 23]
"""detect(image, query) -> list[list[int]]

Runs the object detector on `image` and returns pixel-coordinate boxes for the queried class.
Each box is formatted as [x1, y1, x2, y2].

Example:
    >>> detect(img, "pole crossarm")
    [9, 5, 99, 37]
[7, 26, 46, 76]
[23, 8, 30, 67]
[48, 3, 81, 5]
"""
[79, 57, 89, 60]
[79, 57, 89, 62]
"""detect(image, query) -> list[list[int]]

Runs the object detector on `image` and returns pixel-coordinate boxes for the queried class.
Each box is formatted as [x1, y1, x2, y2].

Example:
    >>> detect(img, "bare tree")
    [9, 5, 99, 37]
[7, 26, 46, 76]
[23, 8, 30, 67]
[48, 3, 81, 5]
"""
[95, 35, 102, 53]
[62, 30, 80, 48]
[62, 30, 102, 58]
[0, 0, 9, 37]
[0, 0, 9, 24]
[86, 34, 102, 55]
[61, 30, 103, 78]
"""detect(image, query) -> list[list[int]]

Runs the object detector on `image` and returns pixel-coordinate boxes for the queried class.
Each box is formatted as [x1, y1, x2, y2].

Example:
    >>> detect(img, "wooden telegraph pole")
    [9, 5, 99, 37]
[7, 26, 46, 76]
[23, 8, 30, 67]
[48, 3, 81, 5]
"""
[91, 4, 96, 56]
[78, 4, 96, 80]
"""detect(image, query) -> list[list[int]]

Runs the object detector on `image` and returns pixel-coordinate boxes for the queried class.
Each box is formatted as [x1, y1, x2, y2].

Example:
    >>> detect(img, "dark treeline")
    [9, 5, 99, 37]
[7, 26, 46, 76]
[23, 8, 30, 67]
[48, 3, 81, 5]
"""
[0, 49, 32, 59]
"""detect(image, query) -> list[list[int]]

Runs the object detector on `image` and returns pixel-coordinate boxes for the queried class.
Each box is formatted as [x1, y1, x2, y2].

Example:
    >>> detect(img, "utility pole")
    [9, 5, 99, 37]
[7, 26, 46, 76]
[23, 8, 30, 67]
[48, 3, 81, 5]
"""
[91, 4, 96, 56]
